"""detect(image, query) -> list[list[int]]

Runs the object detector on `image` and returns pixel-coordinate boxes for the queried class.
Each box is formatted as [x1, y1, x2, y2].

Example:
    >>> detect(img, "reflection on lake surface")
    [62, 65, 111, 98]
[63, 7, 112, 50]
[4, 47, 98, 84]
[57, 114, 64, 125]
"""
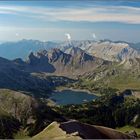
[49, 89, 97, 105]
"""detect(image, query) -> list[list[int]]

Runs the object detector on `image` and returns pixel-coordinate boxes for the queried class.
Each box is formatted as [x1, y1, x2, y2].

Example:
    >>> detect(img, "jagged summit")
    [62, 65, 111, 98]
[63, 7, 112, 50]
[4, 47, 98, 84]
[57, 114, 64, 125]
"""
[18, 48, 106, 76]
[65, 47, 84, 55]
[60, 40, 140, 62]
[0, 39, 139, 61]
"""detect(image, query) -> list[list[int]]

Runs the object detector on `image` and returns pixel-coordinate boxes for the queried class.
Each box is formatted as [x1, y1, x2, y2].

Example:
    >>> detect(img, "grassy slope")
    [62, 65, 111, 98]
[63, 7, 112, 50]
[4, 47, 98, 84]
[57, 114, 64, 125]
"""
[14, 129, 31, 139]
[0, 89, 33, 139]
[101, 64, 140, 91]
[32, 122, 80, 140]
[75, 62, 140, 92]
[117, 126, 140, 135]
[106, 70, 140, 90]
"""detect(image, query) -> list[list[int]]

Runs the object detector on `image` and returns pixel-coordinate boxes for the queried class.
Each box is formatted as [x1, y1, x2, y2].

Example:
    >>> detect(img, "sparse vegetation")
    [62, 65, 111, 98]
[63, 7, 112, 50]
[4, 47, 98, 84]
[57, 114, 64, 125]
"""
[117, 125, 140, 135]
[56, 94, 140, 130]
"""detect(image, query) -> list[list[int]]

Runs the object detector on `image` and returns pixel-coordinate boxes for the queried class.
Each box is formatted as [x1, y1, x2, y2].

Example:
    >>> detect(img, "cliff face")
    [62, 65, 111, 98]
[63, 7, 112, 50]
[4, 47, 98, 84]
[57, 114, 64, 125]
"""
[61, 41, 140, 62]
[15, 48, 108, 77]
[0, 39, 139, 61]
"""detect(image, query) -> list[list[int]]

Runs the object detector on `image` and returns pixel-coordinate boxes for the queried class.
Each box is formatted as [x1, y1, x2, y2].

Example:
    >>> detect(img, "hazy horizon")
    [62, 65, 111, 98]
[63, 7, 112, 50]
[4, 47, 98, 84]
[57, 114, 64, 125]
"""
[0, 0, 139, 42]
[0, 38, 140, 44]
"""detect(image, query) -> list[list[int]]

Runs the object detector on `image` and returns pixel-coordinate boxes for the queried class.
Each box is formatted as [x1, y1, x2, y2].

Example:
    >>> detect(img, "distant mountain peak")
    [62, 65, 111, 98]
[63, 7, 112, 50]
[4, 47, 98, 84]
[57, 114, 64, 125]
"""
[66, 47, 84, 56]
[50, 48, 63, 53]
[47, 48, 66, 62]
[61, 40, 140, 62]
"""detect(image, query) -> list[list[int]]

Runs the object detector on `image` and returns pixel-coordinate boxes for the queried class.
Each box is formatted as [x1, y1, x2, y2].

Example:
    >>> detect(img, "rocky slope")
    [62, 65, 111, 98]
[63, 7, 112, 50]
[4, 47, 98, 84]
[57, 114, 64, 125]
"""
[61, 40, 140, 62]
[0, 89, 65, 138]
[0, 56, 75, 96]
[16, 47, 109, 77]
[78, 58, 140, 91]
[32, 120, 135, 139]
[0, 45, 139, 91]
[0, 39, 139, 62]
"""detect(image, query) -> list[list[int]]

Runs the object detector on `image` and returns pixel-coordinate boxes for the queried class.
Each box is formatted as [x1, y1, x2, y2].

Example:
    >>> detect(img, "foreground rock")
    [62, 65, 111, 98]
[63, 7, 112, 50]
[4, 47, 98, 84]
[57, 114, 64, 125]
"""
[32, 120, 135, 139]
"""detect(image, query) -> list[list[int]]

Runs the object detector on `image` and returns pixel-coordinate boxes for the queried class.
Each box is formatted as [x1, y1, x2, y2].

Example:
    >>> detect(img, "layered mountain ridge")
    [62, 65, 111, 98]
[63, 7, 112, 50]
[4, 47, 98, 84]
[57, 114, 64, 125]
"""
[0, 39, 140, 62]
[0, 39, 139, 139]
[14, 47, 107, 77]
[0, 39, 140, 92]
[0, 55, 75, 95]
[60, 40, 140, 62]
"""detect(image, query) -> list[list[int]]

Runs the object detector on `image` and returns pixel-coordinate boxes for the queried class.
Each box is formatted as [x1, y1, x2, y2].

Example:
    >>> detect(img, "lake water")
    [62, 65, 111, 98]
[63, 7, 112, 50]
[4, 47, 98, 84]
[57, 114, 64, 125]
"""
[49, 89, 97, 105]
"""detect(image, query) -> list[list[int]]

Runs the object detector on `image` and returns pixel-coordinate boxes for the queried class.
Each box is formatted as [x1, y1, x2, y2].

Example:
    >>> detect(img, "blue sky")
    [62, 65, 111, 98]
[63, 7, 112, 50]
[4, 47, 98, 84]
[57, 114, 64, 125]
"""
[0, 0, 140, 42]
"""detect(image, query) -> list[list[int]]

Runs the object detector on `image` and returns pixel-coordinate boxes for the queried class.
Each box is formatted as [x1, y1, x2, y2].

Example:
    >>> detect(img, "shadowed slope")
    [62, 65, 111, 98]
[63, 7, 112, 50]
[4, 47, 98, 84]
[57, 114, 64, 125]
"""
[33, 120, 134, 139]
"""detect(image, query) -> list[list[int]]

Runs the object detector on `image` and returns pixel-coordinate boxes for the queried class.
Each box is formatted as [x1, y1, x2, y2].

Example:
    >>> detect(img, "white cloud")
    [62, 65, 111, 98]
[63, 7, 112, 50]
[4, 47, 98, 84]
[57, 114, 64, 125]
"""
[15, 33, 19, 37]
[0, 26, 139, 42]
[92, 33, 96, 39]
[0, 5, 140, 24]
[0, 26, 86, 41]
[65, 33, 71, 40]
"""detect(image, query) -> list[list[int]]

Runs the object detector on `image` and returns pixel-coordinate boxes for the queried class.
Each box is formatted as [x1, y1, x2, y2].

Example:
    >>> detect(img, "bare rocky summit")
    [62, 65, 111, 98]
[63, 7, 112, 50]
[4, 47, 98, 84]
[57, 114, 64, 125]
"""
[16, 47, 108, 77]
[61, 40, 140, 62]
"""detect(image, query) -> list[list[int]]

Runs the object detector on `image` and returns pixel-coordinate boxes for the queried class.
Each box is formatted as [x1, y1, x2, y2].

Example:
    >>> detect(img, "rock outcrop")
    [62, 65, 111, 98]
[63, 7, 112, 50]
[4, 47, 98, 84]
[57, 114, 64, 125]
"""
[32, 120, 135, 139]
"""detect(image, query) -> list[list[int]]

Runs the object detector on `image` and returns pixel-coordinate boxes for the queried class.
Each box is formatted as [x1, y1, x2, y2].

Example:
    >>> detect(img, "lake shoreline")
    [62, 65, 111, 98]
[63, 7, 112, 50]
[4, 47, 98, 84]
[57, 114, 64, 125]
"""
[49, 87, 98, 105]
[54, 86, 100, 96]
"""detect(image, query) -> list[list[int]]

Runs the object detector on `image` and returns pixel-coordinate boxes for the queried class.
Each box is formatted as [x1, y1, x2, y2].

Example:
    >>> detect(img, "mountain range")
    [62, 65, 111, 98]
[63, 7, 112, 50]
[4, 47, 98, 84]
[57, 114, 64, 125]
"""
[0, 39, 58, 60]
[0, 39, 140, 62]
[15, 47, 108, 77]
[0, 55, 75, 96]
[0, 39, 139, 90]
[0, 39, 140, 139]
[60, 40, 140, 62]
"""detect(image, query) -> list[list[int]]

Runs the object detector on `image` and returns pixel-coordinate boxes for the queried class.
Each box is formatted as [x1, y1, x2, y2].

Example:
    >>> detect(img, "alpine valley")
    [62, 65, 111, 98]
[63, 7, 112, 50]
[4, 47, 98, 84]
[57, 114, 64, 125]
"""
[0, 39, 140, 139]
